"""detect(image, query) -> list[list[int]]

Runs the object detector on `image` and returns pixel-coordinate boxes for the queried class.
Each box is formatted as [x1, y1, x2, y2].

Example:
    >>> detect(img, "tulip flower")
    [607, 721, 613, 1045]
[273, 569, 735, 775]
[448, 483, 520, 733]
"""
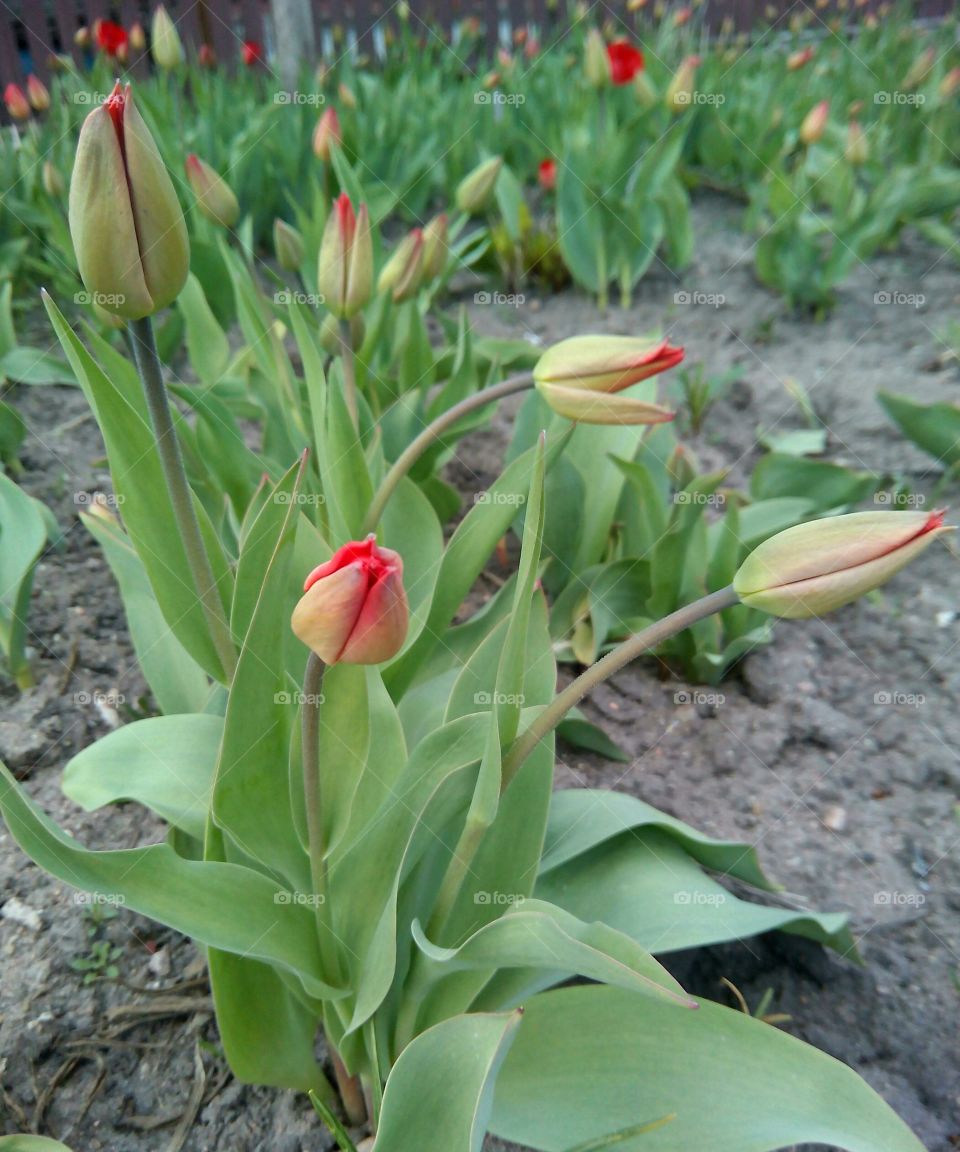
[274, 219, 305, 271]
[734, 510, 952, 619]
[455, 156, 503, 215]
[318, 193, 373, 319]
[74, 25, 91, 47]
[378, 228, 424, 303]
[584, 28, 610, 88]
[787, 46, 814, 70]
[42, 160, 65, 198]
[674, 5, 693, 25]
[26, 75, 49, 112]
[534, 335, 682, 425]
[421, 213, 448, 280]
[338, 82, 357, 109]
[94, 19, 128, 58]
[312, 107, 341, 162]
[185, 154, 240, 229]
[939, 68, 960, 99]
[69, 81, 189, 320]
[129, 22, 146, 51]
[198, 43, 217, 69]
[607, 40, 644, 85]
[292, 536, 408, 665]
[799, 100, 829, 145]
[242, 40, 263, 66]
[538, 159, 558, 192]
[151, 5, 183, 69]
[845, 120, 868, 165]
[902, 47, 935, 91]
[3, 84, 30, 121]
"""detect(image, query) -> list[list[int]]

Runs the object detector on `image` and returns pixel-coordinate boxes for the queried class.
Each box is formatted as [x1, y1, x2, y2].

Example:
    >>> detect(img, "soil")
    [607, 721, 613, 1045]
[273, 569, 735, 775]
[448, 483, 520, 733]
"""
[1, 192, 958, 1151]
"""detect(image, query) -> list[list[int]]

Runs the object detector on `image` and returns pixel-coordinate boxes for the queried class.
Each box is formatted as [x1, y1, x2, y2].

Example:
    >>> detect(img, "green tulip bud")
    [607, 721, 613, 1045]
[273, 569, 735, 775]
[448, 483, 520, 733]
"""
[377, 228, 424, 303]
[274, 219, 305, 272]
[455, 157, 503, 216]
[185, 154, 240, 229]
[151, 5, 183, 70]
[68, 81, 189, 320]
[318, 194, 373, 320]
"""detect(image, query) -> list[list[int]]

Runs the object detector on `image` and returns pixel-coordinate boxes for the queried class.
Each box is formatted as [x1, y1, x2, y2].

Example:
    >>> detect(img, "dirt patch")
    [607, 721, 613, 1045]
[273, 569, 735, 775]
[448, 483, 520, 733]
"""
[2, 193, 958, 1149]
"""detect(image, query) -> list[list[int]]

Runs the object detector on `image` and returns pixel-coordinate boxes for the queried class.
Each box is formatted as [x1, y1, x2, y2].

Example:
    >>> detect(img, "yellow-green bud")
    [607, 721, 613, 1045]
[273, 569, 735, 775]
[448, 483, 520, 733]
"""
[318, 194, 373, 319]
[185, 154, 240, 229]
[274, 219, 305, 272]
[377, 228, 424, 303]
[455, 156, 503, 216]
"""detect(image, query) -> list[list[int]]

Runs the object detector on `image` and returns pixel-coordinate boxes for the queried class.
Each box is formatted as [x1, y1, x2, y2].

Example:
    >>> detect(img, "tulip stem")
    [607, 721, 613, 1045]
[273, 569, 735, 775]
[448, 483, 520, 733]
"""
[501, 585, 740, 788]
[338, 318, 359, 426]
[130, 317, 237, 682]
[362, 371, 534, 534]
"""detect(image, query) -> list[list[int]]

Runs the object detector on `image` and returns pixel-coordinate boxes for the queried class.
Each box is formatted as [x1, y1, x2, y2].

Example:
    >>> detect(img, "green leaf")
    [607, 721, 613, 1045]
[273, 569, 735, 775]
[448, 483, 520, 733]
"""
[0, 1139, 77, 1151]
[491, 985, 925, 1152]
[62, 715, 222, 841]
[878, 390, 960, 469]
[751, 453, 879, 510]
[0, 346, 75, 386]
[0, 472, 47, 684]
[376, 1012, 522, 1152]
[177, 273, 230, 387]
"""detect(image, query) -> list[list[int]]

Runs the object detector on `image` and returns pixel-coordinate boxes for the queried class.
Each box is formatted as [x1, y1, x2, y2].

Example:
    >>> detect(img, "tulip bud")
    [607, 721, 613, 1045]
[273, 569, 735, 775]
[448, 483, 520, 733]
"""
[455, 156, 503, 215]
[4, 84, 30, 122]
[292, 535, 408, 665]
[902, 47, 935, 91]
[939, 67, 960, 99]
[633, 70, 657, 109]
[274, 219, 305, 271]
[26, 75, 49, 112]
[129, 21, 146, 51]
[69, 82, 189, 320]
[42, 160, 65, 199]
[185, 154, 240, 229]
[733, 510, 952, 619]
[151, 5, 183, 69]
[845, 120, 868, 165]
[666, 58, 698, 113]
[198, 43, 217, 68]
[786, 46, 814, 70]
[320, 312, 365, 356]
[534, 335, 682, 425]
[338, 82, 357, 109]
[312, 107, 341, 161]
[799, 100, 829, 145]
[318, 194, 373, 319]
[584, 28, 610, 88]
[74, 26, 91, 47]
[378, 229, 424, 303]
[538, 159, 558, 192]
[242, 40, 263, 67]
[421, 213, 448, 280]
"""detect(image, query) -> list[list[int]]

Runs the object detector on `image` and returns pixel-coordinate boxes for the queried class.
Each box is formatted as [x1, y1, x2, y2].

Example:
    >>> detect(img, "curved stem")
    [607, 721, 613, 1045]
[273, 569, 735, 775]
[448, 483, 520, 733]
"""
[502, 586, 740, 787]
[130, 317, 237, 682]
[362, 371, 534, 534]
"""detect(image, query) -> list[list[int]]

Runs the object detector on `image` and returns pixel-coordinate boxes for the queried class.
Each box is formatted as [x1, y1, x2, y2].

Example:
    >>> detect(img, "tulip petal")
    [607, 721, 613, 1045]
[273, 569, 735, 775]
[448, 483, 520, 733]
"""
[292, 563, 367, 664]
[339, 571, 409, 664]
[536, 382, 675, 426]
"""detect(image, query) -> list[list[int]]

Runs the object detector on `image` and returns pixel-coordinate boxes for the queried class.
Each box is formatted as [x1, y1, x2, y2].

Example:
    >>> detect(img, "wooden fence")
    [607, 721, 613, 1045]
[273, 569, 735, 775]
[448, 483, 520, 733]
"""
[1, 0, 954, 89]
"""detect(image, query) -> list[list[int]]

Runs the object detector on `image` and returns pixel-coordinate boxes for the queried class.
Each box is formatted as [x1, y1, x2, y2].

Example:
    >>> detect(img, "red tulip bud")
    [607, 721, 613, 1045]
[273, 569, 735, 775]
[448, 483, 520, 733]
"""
[4, 84, 30, 121]
[318, 193, 373, 319]
[312, 107, 341, 161]
[292, 536, 408, 665]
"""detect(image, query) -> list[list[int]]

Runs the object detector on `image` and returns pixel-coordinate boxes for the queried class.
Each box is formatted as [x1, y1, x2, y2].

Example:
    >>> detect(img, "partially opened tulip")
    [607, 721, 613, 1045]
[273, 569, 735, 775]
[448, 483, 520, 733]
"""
[185, 154, 240, 229]
[292, 536, 408, 665]
[69, 81, 189, 320]
[733, 510, 952, 619]
[378, 228, 424, 303]
[151, 5, 183, 69]
[534, 335, 682, 424]
[26, 75, 49, 112]
[318, 193, 373, 319]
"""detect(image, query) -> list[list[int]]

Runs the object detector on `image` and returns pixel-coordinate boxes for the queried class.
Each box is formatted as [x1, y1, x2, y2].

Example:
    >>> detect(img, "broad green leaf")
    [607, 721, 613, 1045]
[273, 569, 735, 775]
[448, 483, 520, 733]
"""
[878, 390, 960, 469]
[62, 715, 222, 841]
[751, 453, 879, 510]
[376, 1012, 521, 1152]
[0, 346, 75, 385]
[177, 273, 230, 388]
[0, 1139, 76, 1151]
[491, 985, 925, 1152]
[0, 471, 47, 684]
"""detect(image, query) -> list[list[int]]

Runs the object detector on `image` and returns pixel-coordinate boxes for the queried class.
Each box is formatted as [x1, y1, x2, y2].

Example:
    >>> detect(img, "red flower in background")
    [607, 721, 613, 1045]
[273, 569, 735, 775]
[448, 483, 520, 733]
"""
[94, 19, 128, 58]
[242, 40, 263, 66]
[538, 159, 557, 191]
[606, 40, 644, 85]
